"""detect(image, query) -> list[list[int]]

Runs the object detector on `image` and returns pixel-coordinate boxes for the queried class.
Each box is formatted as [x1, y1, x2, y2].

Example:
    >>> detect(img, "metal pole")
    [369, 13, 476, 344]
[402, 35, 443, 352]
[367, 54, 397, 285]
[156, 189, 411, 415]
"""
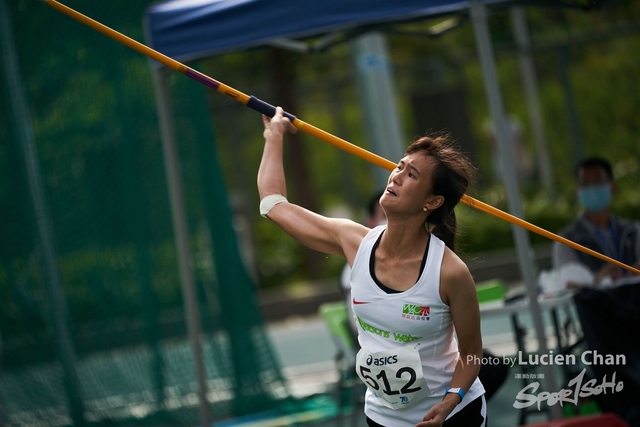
[510, 6, 554, 193]
[350, 32, 406, 188]
[0, 0, 85, 424]
[151, 67, 211, 427]
[470, 2, 562, 419]
[557, 47, 584, 163]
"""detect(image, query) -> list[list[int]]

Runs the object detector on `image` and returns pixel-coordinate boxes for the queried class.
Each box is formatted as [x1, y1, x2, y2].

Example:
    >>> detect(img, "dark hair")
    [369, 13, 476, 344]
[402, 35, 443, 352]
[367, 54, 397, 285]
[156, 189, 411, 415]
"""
[405, 132, 475, 252]
[576, 157, 613, 180]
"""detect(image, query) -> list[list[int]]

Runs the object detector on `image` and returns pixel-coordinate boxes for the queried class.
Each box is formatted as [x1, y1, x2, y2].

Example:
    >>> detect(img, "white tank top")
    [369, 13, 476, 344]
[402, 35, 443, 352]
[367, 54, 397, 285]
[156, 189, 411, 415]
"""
[350, 226, 484, 426]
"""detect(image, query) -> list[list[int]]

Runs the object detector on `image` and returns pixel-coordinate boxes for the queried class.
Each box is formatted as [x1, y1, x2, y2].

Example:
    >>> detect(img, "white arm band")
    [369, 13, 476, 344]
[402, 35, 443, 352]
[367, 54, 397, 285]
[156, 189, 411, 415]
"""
[260, 194, 288, 218]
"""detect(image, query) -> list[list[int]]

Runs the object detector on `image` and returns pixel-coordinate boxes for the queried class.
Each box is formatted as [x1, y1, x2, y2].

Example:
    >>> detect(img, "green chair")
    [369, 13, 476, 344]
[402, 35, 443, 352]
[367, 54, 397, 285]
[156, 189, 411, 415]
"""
[319, 301, 363, 427]
[476, 279, 507, 303]
[319, 301, 356, 351]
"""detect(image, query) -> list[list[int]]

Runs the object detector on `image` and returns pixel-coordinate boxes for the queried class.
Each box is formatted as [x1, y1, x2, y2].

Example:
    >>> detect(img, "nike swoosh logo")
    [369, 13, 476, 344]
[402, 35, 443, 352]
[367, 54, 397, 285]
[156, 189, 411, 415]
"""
[352, 297, 370, 305]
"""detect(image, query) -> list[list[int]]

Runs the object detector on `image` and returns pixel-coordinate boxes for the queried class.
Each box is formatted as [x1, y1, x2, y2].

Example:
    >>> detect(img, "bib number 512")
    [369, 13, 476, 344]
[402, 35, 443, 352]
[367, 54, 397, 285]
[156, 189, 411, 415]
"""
[358, 365, 422, 396]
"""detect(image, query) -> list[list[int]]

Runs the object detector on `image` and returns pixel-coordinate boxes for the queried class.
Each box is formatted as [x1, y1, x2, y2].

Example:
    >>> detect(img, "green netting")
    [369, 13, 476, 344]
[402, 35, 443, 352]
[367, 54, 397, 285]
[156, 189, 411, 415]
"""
[0, 1, 293, 425]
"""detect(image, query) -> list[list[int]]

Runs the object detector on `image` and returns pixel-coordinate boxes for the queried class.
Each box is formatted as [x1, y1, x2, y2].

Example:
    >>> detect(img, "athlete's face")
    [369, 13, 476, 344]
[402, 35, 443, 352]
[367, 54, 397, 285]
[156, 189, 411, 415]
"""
[380, 152, 443, 215]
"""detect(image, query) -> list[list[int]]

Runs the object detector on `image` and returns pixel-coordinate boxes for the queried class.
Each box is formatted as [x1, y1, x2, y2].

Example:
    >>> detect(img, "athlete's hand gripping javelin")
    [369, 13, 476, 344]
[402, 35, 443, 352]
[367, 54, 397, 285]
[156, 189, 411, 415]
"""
[262, 106, 298, 139]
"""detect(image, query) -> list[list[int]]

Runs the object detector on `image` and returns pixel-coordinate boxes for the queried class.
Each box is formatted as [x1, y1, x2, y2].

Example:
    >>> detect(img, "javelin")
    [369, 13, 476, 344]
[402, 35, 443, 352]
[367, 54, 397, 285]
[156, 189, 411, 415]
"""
[43, 0, 640, 276]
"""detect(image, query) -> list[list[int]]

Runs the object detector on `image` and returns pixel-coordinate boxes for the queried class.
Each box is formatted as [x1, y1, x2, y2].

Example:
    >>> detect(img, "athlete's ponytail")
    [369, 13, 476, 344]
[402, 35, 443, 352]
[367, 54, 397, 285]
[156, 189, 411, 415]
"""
[406, 133, 475, 253]
[430, 210, 458, 253]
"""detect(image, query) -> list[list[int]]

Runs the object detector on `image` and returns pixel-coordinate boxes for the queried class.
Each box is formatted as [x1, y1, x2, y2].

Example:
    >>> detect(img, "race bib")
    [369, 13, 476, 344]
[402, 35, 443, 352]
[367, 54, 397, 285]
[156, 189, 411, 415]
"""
[356, 345, 431, 410]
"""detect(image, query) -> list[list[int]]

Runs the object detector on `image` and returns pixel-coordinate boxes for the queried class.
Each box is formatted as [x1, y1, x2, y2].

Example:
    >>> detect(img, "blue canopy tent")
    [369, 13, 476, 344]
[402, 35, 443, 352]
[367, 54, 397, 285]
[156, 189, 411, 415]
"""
[143, 0, 601, 423]
[144, 0, 599, 60]
[145, 0, 502, 60]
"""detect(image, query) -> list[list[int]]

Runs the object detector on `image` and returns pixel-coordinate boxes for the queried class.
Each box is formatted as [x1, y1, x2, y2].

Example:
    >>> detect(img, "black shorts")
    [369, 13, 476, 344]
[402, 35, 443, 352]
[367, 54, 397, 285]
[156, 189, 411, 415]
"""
[366, 395, 487, 427]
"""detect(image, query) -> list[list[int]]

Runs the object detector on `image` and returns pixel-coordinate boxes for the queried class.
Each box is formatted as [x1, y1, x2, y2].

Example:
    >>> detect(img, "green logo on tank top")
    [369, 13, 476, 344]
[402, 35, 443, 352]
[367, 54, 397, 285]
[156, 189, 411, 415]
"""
[357, 316, 390, 338]
[357, 317, 421, 342]
[402, 304, 430, 317]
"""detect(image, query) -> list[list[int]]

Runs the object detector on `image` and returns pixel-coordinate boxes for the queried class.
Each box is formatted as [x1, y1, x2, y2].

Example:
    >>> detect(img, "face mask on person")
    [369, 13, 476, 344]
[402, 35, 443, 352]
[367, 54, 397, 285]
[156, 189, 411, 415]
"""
[578, 184, 612, 213]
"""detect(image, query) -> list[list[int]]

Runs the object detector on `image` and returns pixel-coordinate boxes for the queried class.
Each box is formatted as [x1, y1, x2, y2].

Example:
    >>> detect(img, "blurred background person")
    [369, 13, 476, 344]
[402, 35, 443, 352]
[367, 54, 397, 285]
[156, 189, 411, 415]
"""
[483, 114, 534, 186]
[553, 156, 640, 286]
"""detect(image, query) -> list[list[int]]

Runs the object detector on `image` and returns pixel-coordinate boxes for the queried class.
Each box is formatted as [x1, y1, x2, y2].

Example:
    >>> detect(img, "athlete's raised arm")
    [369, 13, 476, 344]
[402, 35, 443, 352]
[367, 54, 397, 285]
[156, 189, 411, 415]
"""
[257, 107, 368, 264]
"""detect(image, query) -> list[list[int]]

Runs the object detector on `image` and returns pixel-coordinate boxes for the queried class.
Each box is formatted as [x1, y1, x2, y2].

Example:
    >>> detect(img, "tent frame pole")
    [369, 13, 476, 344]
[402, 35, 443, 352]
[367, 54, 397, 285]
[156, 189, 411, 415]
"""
[470, 1, 562, 420]
[350, 32, 406, 188]
[510, 6, 554, 192]
[151, 66, 212, 427]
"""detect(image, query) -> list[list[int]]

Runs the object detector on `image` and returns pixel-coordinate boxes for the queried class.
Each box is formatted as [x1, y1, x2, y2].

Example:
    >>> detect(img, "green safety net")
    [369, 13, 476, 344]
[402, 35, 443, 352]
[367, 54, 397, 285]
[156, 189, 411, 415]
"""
[0, 0, 303, 425]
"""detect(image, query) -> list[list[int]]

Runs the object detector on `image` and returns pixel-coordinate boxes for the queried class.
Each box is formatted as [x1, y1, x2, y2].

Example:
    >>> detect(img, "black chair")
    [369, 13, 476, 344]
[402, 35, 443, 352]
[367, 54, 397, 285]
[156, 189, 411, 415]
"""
[572, 282, 640, 427]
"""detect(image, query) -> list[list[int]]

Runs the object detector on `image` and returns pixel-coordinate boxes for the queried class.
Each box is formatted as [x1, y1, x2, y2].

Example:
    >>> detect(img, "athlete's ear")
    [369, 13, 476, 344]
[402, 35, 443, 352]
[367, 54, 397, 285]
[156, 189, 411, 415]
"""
[424, 195, 444, 212]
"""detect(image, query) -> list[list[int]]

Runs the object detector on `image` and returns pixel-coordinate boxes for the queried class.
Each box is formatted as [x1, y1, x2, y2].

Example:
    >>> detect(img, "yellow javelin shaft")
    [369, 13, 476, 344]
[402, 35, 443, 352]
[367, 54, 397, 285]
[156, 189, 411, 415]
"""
[43, 0, 640, 276]
[460, 196, 640, 275]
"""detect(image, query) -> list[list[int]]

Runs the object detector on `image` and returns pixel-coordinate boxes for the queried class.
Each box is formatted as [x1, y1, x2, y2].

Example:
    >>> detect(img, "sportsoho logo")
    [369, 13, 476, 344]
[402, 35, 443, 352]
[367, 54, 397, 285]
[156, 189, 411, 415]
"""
[467, 351, 627, 410]
[402, 303, 430, 321]
[512, 351, 626, 410]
